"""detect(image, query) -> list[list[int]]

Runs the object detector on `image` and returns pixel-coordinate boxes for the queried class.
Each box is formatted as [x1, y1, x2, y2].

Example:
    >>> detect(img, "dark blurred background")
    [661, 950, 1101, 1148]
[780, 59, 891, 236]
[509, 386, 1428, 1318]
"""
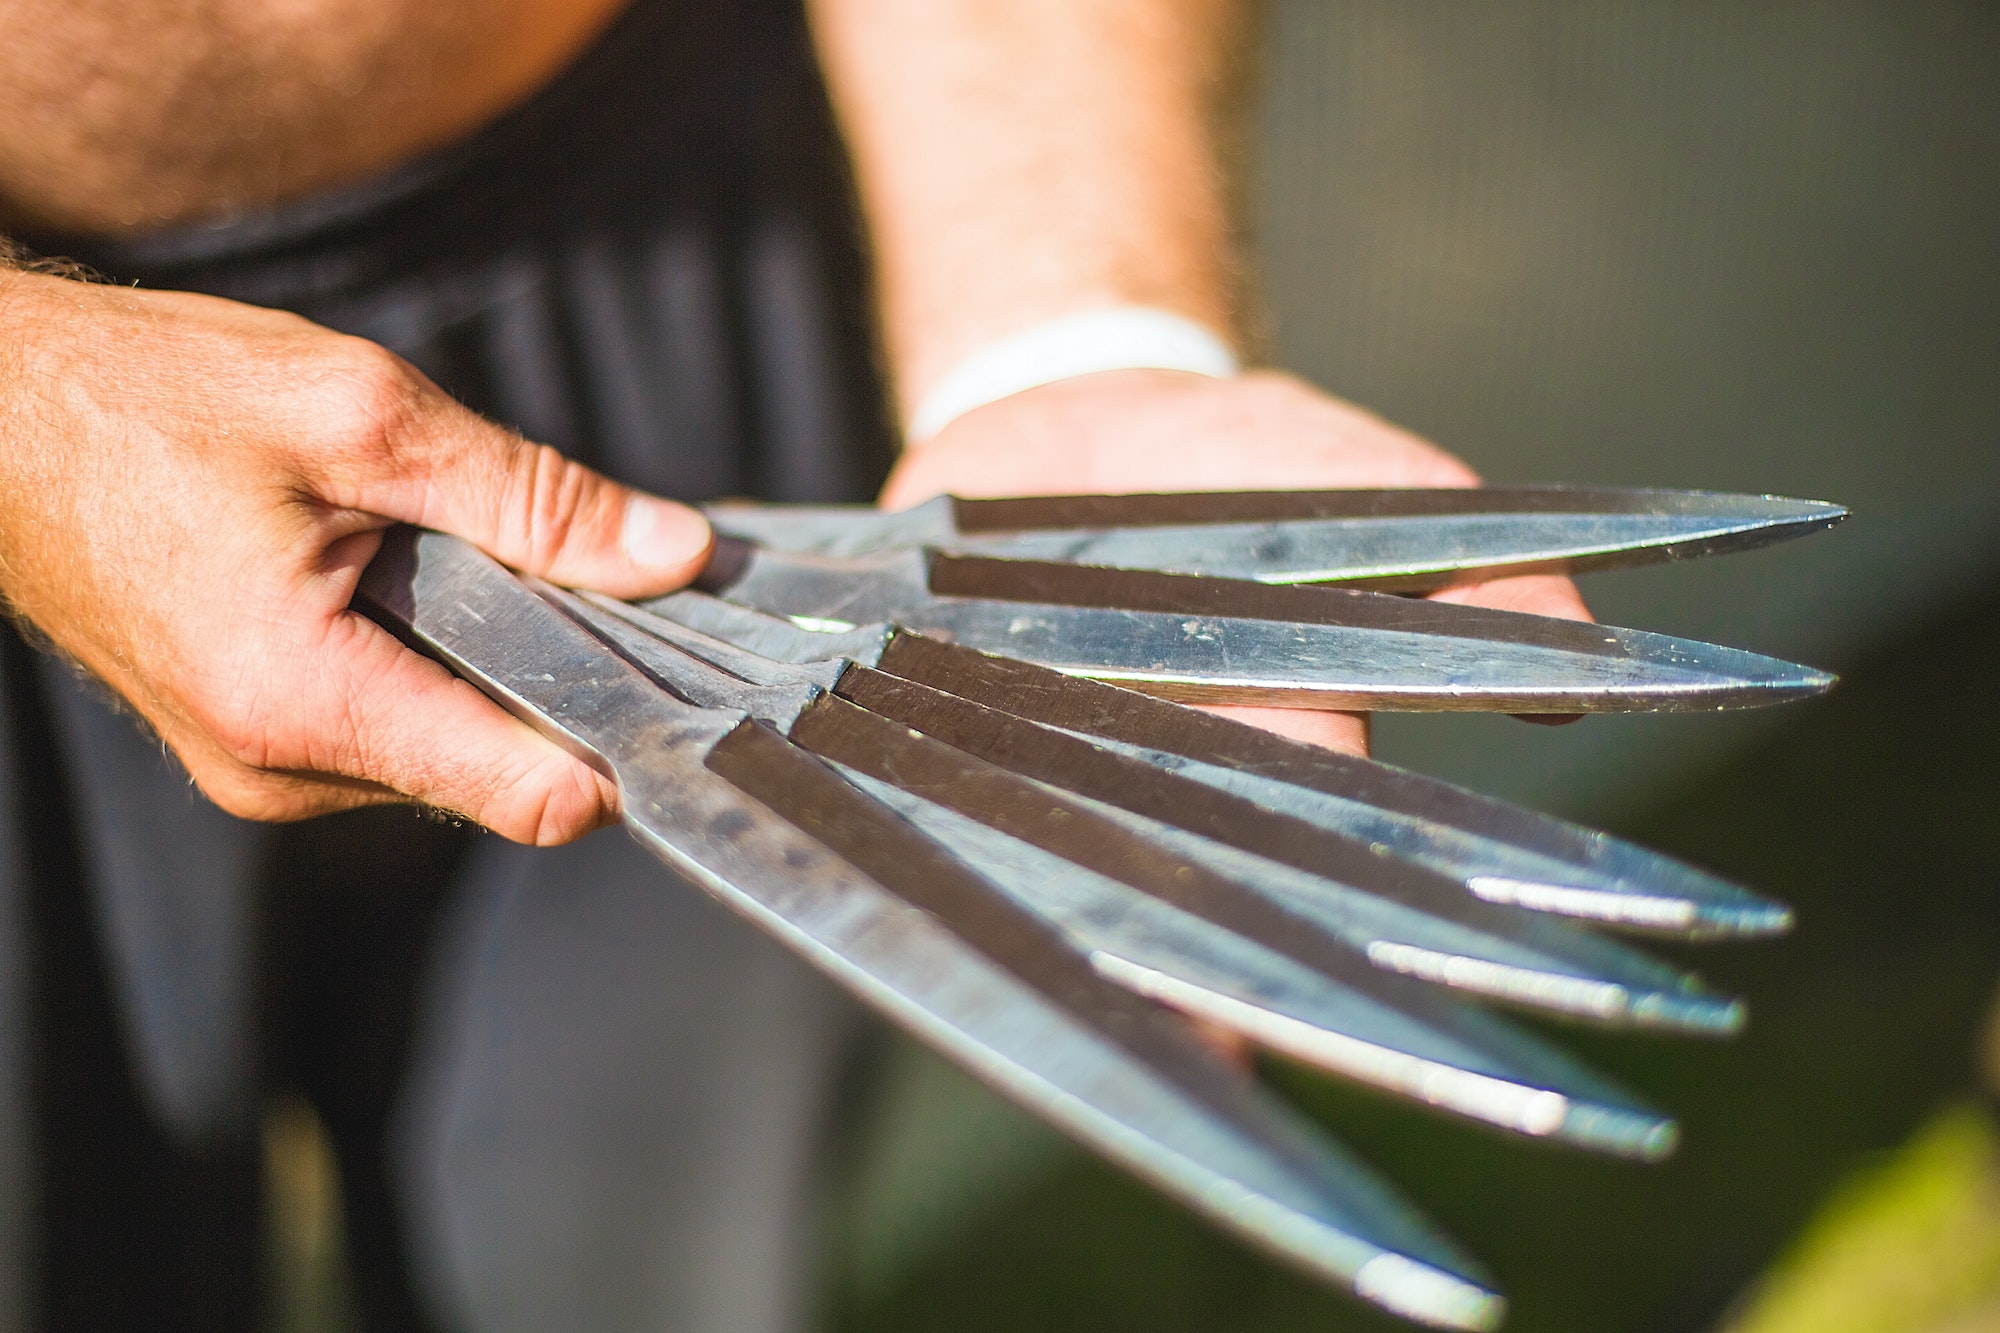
[828, 5, 2000, 1332]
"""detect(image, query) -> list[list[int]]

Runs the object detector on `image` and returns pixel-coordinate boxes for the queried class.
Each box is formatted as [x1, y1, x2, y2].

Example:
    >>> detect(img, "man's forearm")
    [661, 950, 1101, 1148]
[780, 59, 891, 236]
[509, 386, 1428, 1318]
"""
[806, 0, 1251, 418]
[813, 0, 1590, 756]
[0, 261, 715, 843]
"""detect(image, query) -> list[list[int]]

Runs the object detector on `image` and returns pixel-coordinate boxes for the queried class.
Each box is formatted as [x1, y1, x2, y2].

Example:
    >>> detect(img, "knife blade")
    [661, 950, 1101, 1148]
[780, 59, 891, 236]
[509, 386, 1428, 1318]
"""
[660, 543, 1833, 712]
[613, 589, 1790, 938]
[840, 775, 1677, 1159]
[357, 527, 1506, 1330]
[556, 588, 1742, 1035]
[543, 587, 1688, 1152]
[702, 486, 1847, 589]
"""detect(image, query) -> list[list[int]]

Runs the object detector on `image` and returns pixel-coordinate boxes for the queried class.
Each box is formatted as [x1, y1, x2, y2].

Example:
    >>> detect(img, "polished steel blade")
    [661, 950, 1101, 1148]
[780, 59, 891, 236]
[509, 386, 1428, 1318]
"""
[705, 487, 1847, 589]
[667, 545, 1835, 712]
[838, 769, 1678, 1158]
[562, 590, 1737, 1032]
[360, 529, 1502, 1328]
[608, 590, 1794, 937]
[555, 590, 1680, 1145]
[808, 688, 1736, 1032]
[867, 634, 1795, 939]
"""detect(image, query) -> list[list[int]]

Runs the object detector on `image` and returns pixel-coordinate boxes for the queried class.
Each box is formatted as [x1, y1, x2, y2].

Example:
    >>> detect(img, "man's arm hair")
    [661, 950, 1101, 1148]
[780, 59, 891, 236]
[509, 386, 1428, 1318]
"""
[0, 234, 98, 281]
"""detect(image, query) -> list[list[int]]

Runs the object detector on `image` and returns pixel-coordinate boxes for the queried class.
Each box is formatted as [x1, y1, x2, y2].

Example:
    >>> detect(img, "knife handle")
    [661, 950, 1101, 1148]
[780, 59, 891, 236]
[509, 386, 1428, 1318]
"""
[355, 526, 724, 773]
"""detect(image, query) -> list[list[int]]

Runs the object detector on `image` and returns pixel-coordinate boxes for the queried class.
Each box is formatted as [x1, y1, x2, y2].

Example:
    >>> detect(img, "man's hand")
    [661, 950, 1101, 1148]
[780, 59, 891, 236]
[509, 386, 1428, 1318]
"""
[0, 271, 713, 844]
[882, 368, 1594, 755]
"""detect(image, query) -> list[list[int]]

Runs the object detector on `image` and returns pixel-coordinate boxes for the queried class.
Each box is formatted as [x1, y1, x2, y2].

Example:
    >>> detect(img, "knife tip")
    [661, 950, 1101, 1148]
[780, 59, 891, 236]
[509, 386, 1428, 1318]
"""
[1559, 1104, 1681, 1161]
[1464, 876, 1794, 939]
[1722, 901, 1796, 937]
[1355, 1254, 1507, 1331]
[1633, 991, 1747, 1036]
[1785, 497, 1850, 524]
[1693, 663, 1837, 710]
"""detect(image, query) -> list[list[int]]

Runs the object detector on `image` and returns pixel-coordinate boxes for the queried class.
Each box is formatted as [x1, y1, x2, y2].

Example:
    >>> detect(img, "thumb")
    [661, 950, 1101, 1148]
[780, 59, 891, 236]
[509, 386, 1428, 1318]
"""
[357, 380, 713, 598]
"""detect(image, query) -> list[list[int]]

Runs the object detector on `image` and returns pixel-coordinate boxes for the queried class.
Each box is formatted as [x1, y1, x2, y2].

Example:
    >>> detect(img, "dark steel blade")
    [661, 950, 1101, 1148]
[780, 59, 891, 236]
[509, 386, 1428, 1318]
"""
[951, 486, 1845, 532]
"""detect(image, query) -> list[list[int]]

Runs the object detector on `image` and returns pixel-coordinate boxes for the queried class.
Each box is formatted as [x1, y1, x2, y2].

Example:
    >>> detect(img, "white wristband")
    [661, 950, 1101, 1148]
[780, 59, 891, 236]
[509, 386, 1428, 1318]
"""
[904, 306, 1240, 444]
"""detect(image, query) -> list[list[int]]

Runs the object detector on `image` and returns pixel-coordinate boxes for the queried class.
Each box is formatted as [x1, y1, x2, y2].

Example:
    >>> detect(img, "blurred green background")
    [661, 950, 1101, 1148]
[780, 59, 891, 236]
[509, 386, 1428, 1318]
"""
[822, 5, 2000, 1332]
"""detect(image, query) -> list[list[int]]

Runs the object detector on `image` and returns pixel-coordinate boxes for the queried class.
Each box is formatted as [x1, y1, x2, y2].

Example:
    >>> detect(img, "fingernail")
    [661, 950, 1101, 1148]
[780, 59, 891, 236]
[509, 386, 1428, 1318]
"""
[621, 495, 711, 570]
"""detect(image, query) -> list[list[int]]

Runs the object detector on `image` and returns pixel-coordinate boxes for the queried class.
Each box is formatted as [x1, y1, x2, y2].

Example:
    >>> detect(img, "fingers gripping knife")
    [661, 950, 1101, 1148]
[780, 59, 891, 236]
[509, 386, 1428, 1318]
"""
[356, 488, 1841, 1330]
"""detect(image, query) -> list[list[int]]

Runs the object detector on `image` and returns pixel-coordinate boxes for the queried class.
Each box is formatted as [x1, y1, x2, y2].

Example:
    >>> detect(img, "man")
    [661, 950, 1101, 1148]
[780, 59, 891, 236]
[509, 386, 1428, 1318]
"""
[0, 1, 1585, 1327]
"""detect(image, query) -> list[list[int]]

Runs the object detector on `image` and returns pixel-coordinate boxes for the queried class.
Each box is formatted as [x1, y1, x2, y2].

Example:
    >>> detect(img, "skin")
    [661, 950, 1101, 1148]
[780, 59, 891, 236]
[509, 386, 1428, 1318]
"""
[0, 274, 713, 843]
[0, 0, 630, 234]
[0, 0, 1587, 849]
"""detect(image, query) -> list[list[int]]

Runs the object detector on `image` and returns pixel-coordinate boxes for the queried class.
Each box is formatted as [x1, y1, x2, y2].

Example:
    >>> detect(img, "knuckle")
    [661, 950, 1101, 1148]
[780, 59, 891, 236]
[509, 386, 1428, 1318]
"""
[496, 442, 597, 571]
[478, 753, 614, 846]
[307, 336, 427, 463]
[534, 775, 616, 844]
